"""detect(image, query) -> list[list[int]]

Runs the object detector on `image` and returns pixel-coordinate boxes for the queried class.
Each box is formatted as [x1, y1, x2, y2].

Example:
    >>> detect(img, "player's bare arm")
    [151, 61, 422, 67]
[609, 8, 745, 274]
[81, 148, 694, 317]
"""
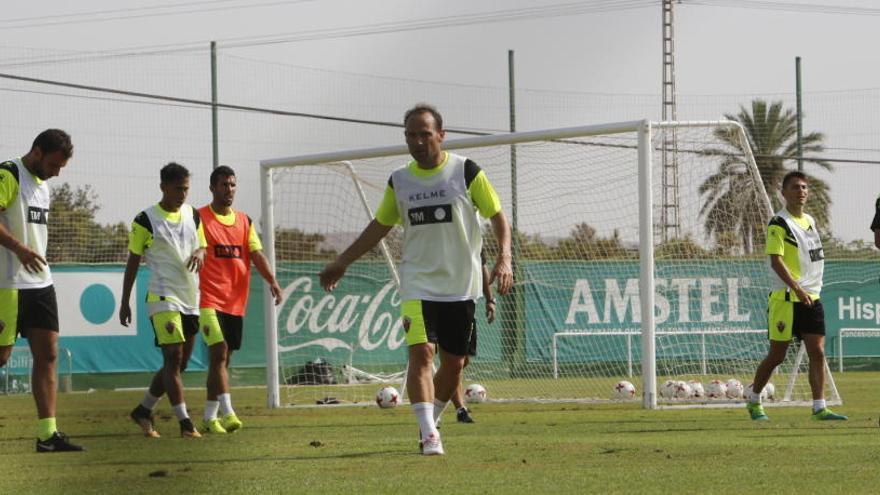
[487, 211, 513, 296]
[252, 250, 283, 305]
[0, 222, 46, 274]
[186, 247, 206, 272]
[119, 251, 142, 326]
[769, 254, 812, 306]
[319, 219, 392, 292]
[482, 263, 496, 324]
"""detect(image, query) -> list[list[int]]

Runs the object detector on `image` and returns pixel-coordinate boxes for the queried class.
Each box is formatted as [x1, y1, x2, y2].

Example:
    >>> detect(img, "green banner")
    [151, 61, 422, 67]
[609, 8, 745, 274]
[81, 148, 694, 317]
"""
[27, 260, 879, 374]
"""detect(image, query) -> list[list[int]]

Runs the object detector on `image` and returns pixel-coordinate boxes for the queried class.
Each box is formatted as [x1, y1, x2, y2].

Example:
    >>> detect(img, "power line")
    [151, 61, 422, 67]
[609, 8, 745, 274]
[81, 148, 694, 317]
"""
[0, 0, 246, 23]
[3, 72, 877, 166]
[0, 72, 492, 136]
[754, 154, 880, 165]
[0, 0, 656, 68]
[218, 1, 657, 49]
[686, 0, 880, 16]
[0, 0, 315, 29]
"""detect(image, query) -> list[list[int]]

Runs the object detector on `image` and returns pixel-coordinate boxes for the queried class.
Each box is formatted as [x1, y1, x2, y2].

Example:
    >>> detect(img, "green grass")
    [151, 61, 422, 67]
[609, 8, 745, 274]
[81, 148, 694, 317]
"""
[2, 373, 880, 494]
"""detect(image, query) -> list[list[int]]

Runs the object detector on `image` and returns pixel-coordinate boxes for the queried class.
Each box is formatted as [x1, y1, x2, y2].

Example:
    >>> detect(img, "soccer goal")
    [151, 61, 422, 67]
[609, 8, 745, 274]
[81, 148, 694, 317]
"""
[260, 119, 842, 409]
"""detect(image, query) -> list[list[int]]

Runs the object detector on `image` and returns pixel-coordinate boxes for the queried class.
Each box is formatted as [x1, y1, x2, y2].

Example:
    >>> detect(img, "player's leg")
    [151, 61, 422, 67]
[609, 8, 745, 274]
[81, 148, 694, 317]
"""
[0, 288, 18, 368]
[752, 341, 789, 396]
[199, 309, 228, 433]
[450, 382, 465, 411]
[30, 327, 81, 451]
[434, 348, 466, 421]
[28, 329, 58, 425]
[401, 299, 442, 455]
[130, 370, 164, 437]
[456, 328, 477, 423]
[21, 286, 82, 452]
[430, 300, 472, 433]
[454, 356, 474, 423]
[179, 314, 199, 379]
[747, 296, 792, 420]
[131, 315, 172, 437]
[216, 311, 243, 432]
[746, 340, 787, 420]
[803, 333, 826, 401]
[154, 311, 200, 437]
[803, 333, 846, 419]
[799, 301, 846, 420]
[0, 345, 10, 367]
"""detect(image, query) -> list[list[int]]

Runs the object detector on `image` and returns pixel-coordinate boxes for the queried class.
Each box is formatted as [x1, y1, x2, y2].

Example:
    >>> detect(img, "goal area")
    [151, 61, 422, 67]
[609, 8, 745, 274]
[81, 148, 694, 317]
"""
[260, 120, 841, 409]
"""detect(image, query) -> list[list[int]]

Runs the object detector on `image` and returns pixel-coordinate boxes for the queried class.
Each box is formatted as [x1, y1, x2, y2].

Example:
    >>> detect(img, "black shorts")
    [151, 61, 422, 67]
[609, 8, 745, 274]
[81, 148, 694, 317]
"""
[791, 299, 826, 340]
[19, 285, 59, 337]
[768, 296, 825, 342]
[217, 310, 244, 351]
[419, 300, 476, 357]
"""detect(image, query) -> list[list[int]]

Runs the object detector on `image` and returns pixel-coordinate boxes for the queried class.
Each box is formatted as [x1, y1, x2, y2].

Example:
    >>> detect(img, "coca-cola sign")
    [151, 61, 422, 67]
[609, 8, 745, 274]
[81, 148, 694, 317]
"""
[277, 276, 406, 356]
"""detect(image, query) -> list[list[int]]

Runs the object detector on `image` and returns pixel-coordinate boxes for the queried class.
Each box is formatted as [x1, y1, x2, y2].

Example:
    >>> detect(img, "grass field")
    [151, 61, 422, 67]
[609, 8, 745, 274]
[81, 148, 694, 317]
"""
[1, 372, 879, 494]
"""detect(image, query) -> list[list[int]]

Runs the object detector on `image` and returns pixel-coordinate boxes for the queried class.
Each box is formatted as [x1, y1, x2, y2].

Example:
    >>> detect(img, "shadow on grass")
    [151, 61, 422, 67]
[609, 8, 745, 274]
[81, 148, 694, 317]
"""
[96, 449, 413, 466]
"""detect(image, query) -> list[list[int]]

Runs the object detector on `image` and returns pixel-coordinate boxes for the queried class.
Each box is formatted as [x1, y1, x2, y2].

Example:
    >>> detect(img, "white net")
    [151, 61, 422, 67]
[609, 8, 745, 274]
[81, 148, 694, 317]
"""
[265, 121, 841, 408]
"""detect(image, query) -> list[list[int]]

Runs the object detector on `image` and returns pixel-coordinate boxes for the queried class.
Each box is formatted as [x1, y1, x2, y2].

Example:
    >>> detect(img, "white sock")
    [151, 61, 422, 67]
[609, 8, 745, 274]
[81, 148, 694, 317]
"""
[432, 398, 449, 423]
[813, 399, 826, 412]
[749, 389, 762, 404]
[140, 392, 161, 410]
[204, 400, 220, 421]
[411, 402, 438, 440]
[218, 393, 234, 416]
[172, 402, 189, 421]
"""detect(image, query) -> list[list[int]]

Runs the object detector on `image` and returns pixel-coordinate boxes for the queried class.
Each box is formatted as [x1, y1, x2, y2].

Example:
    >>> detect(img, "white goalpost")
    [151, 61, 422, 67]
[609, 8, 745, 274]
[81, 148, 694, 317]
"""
[260, 119, 842, 410]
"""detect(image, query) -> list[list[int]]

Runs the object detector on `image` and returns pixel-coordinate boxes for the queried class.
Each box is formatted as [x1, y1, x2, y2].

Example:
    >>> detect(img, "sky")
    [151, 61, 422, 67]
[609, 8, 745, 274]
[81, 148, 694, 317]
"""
[0, 0, 878, 243]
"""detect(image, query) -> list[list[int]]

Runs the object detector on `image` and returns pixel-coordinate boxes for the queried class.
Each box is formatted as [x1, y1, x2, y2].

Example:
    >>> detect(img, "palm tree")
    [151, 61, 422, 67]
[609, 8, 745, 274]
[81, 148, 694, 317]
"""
[699, 99, 832, 253]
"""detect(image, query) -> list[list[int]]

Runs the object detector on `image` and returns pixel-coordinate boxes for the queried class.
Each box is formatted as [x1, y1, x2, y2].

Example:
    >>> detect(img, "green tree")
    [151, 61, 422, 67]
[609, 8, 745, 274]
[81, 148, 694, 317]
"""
[482, 226, 555, 262]
[48, 183, 128, 263]
[275, 228, 337, 261]
[700, 99, 832, 253]
[555, 223, 632, 260]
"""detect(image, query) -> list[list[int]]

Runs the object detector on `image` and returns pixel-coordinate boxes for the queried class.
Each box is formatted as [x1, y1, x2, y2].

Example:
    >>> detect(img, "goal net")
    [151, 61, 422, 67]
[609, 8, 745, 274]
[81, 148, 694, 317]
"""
[261, 120, 841, 409]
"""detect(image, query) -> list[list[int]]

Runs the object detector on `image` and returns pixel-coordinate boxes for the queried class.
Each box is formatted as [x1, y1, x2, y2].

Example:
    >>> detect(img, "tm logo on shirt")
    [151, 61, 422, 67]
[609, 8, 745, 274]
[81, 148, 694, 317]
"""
[214, 244, 243, 259]
[408, 205, 452, 226]
[27, 207, 48, 224]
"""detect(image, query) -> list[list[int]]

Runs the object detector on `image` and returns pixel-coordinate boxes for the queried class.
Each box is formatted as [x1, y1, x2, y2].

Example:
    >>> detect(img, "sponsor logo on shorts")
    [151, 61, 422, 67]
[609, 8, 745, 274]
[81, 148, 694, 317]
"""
[165, 321, 176, 333]
[203, 325, 210, 336]
[402, 316, 412, 332]
[776, 320, 786, 332]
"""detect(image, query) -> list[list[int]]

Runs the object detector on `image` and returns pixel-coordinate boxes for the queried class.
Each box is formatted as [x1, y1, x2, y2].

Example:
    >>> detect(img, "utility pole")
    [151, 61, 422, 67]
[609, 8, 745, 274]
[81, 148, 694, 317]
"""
[661, 0, 680, 241]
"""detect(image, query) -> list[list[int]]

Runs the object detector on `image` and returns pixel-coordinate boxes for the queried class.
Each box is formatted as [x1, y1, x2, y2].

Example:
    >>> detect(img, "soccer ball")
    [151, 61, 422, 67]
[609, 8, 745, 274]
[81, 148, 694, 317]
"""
[745, 383, 768, 401]
[465, 383, 487, 403]
[706, 379, 727, 399]
[375, 386, 400, 409]
[673, 381, 691, 399]
[613, 380, 636, 399]
[659, 379, 677, 399]
[764, 382, 776, 400]
[688, 380, 704, 398]
[725, 378, 744, 399]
